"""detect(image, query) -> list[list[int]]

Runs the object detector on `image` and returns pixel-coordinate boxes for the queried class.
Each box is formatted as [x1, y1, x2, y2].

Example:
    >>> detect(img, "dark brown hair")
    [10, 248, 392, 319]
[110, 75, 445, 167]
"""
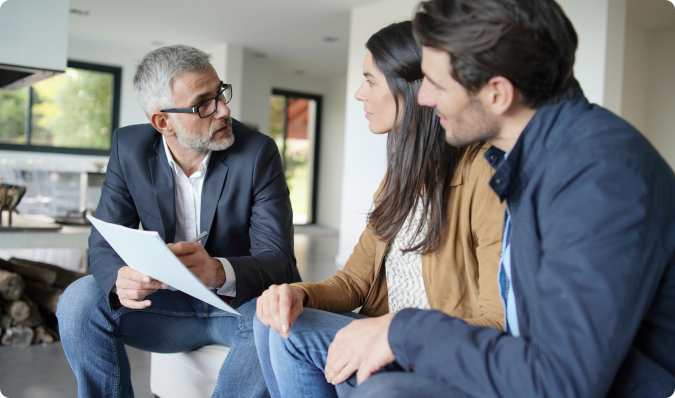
[413, 0, 581, 108]
[366, 21, 482, 255]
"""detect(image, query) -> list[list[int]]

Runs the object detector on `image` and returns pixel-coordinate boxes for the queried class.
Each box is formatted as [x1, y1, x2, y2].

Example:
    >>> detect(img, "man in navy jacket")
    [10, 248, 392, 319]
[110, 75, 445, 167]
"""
[57, 45, 298, 398]
[350, 1, 675, 397]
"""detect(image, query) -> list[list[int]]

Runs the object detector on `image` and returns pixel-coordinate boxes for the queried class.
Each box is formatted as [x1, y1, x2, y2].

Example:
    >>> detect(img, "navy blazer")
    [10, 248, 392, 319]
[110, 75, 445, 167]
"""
[388, 92, 675, 397]
[88, 120, 300, 310]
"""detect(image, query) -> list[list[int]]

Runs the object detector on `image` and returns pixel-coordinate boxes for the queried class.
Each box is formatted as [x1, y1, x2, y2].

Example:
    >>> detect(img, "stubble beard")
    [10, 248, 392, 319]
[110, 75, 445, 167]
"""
[174, 116, 235, 152]
[441, 97, 499, 147]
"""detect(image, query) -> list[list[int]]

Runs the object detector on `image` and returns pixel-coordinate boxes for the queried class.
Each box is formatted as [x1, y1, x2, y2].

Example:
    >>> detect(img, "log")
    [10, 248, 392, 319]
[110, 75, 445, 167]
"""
[1, 299, 30, 322]
[1, 326, 34, 347]
[8, 257, 86, 288]
[0, 258, 57, 286]
[23, 281, 64, 314]
[33, 326, 55, 345]
[0, 269, 25, 300]
[0, 314, 11, 330]
[13, 299, 42, 328]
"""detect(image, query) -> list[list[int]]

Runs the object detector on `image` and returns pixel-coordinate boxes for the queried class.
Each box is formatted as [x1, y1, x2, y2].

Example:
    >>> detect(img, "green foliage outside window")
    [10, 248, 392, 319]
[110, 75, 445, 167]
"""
[0, 62, 118, 152]
[0, 87, 28, 144]
[31, 68, 113, 149]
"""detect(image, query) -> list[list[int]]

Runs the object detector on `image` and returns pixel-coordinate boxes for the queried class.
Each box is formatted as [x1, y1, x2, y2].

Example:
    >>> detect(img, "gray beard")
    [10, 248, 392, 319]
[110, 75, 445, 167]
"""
[174, 117, 235, 152]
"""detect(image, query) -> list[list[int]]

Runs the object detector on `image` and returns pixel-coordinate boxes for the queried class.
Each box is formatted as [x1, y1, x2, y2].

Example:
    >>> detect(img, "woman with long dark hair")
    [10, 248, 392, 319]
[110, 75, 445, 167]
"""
[253, 21, 504, 398]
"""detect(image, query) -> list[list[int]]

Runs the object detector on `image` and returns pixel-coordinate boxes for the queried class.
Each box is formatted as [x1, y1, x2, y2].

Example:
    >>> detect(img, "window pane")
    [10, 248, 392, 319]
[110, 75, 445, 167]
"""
[269, 94, 286, 154]
[30, 68, 113, 150]
[0, 87, 28, 144]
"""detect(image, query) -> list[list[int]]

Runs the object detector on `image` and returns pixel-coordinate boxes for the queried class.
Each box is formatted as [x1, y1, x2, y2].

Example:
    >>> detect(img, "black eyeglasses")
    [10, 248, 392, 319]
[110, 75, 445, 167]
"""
[161, 83, 232, 118]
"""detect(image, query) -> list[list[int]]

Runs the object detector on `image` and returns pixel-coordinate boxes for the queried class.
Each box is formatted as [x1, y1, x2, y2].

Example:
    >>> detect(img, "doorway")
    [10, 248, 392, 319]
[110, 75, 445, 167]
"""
[269, 89, 322, 225]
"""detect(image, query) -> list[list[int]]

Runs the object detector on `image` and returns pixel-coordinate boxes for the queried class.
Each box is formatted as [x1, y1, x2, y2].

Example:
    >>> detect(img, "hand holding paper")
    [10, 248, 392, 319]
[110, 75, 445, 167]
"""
[88, 215, 240, 315]
[167, 241, 226, 289]
[115, 266, 167, 309]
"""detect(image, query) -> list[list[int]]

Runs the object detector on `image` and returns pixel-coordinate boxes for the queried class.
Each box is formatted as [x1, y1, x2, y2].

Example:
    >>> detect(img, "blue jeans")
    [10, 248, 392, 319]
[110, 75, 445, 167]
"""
[253, 307, 367, 398]
[351, 373, 472, 398]
[56, 275, 267, 398]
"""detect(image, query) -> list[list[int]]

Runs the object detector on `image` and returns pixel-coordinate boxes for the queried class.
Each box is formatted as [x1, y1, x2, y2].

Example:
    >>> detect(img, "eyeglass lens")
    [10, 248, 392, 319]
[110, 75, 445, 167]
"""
[198, 85, 232, 118]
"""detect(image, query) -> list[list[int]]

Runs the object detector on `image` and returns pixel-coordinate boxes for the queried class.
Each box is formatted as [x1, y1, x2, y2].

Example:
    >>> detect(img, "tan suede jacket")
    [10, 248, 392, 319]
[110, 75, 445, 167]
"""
[293, 148, 506, 329]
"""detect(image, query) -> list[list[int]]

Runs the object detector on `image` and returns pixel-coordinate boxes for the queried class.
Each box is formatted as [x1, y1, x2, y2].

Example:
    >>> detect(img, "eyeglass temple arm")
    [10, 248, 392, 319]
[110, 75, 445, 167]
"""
[160, 107, 198, 113]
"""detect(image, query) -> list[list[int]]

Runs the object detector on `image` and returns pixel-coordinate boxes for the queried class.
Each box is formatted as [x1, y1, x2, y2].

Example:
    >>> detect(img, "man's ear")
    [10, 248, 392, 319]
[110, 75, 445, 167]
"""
[480, 76, 517, 116]
[150, 112, 174, 137]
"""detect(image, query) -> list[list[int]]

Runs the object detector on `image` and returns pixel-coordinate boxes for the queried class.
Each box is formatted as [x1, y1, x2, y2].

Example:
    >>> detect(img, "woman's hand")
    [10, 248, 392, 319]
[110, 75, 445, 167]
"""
[256, 284, 306, 338]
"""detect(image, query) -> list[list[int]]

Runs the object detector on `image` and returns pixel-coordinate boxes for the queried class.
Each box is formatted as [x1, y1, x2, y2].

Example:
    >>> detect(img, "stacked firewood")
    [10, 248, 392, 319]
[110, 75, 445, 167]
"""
[0, 257, 87, 348]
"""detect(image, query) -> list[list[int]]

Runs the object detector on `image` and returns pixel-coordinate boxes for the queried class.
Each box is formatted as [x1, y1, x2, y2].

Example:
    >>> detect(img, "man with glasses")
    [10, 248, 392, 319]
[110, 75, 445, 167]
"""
[57, 45, 299, 398]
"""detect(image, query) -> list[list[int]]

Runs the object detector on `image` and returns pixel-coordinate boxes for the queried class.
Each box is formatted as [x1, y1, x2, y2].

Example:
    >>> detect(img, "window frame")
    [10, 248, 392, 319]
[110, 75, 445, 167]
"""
[0, 60, 121, 156]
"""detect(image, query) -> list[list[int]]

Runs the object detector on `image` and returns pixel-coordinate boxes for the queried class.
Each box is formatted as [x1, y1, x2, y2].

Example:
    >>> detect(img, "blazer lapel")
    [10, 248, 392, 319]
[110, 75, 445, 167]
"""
[148, 136, 176, 243]
[200, 150, 229, 246]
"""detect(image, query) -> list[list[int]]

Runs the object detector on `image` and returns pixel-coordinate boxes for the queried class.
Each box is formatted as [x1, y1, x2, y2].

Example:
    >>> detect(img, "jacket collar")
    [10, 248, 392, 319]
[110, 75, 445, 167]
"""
[147, 133, 230, 245]
[149, 134, 176, 242]
[485, 91, 592, 202]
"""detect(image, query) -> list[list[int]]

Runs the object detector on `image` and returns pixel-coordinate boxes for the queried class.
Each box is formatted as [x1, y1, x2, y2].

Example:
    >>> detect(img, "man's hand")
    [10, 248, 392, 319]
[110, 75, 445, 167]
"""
[325, 314, 395, 385]
[115, 266, 167, 309]
[256, 284, 306, 338]
[356, 313, 396, 385]
[168, 241, 225, 288]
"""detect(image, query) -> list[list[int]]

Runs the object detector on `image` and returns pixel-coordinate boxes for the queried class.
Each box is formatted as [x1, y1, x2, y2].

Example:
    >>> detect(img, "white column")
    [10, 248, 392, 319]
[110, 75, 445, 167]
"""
[208, 43, 244, 121]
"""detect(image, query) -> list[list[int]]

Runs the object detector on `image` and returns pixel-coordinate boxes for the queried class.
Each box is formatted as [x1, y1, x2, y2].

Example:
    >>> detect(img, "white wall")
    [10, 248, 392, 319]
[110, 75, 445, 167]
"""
[271, 70, 347, 230]
[622, 26, 675, 169]
[336, 0, 419, 266]
[645, 29, 675, 169]
[240, 50, 273, 135]
[621, 24, 651, 134]
[556, 0, 627, 111]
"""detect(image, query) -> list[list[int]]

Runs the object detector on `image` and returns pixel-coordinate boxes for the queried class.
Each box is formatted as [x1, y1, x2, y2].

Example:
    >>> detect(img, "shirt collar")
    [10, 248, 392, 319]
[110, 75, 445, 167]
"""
[162, 135, 212, 176]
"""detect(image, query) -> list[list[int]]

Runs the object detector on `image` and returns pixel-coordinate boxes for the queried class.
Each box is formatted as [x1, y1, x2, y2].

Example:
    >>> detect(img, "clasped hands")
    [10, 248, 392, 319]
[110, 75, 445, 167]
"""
[256, 283, 397, 385]
[114, 241, 225, 309]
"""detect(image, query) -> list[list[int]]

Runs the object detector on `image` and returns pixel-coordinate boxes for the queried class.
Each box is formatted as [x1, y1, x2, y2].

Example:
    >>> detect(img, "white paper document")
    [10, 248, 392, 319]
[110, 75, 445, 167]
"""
[87, 215, 240, 315]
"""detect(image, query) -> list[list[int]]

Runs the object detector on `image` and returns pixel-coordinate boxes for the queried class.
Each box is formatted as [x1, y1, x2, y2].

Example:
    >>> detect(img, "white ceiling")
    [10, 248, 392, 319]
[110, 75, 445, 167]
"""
[67, 0, 385, 78]
[626, 0, 675, 31]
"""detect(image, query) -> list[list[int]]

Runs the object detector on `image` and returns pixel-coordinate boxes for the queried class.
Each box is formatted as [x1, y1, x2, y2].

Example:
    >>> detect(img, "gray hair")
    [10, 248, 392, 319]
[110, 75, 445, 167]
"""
[133, 45, 212, 119]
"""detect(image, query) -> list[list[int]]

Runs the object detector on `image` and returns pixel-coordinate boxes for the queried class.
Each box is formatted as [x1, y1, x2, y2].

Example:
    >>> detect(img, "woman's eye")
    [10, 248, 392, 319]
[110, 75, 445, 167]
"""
[367, 80, 374, 86]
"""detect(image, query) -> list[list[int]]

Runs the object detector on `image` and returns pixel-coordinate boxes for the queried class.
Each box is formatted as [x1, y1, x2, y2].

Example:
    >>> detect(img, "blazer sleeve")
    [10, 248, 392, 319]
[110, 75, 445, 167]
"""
[387, 155, 666, 398]
[464, 156, 505, 329]
[226, 137, 297, 308]
[88, 129, 140, 306]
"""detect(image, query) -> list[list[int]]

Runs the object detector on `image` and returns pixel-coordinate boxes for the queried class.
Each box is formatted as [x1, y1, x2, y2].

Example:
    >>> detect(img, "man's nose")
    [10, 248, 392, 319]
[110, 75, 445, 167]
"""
[214, 100, 231, 119]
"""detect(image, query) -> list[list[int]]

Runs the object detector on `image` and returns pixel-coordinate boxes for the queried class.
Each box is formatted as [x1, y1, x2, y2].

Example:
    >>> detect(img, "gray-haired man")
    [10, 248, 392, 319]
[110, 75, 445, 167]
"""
[57, 45, 299, 398]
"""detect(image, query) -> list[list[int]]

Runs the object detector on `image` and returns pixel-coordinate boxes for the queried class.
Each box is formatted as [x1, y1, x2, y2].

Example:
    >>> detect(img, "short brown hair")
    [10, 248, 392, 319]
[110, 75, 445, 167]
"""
[413, 0, 581, 108]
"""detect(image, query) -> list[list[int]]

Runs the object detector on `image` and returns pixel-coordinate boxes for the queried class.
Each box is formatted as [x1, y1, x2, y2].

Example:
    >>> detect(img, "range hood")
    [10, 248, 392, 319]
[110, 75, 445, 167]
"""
[0, 0, 69, 90]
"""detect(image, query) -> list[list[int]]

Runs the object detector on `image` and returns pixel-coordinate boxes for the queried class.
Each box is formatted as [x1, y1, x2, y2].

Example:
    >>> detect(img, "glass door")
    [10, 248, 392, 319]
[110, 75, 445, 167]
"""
[269, 90, 321, 225]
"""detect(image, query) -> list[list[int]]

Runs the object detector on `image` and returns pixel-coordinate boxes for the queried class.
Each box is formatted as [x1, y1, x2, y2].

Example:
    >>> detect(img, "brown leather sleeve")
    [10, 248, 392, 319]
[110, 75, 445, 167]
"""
[464, 155, 506, 330]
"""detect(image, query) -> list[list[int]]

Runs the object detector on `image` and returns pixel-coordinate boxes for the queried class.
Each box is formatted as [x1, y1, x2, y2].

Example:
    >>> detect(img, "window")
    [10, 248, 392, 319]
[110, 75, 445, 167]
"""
[269, 89, 322, 225]
[0, 61, 121, 155]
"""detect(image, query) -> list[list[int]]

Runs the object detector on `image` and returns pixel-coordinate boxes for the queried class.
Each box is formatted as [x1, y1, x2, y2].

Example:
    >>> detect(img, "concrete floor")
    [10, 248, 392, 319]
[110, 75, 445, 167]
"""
[0, 226, 339, 398]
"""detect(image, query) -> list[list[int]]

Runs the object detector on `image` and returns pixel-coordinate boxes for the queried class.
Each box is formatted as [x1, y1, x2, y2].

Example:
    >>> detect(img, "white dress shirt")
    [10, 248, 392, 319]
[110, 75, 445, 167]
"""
[162, 136, 236, 296]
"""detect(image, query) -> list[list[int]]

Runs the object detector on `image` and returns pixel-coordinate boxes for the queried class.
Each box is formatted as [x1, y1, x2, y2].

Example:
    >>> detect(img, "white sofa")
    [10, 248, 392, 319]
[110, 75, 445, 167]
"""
[150, 345, 230, 398]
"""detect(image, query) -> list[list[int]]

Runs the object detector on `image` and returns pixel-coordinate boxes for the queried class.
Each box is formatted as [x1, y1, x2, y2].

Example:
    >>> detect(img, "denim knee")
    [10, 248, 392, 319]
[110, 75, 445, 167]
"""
[56, 275, 106, 333]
